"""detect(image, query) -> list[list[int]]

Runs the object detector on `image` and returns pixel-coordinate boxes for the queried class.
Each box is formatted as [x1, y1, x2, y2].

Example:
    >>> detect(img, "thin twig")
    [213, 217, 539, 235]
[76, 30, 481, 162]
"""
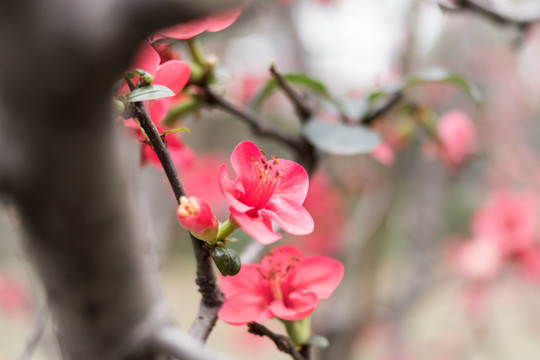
[128, 79, 223, 342]
[269, 63, 312, 123]
[202, 86, 319, 173]
[18, 303, 48, 360]
[361, 93, 403, 126]
[247, 322, 305, 360]
[202, 86, 300, 151]
[438, 0, 540, 27]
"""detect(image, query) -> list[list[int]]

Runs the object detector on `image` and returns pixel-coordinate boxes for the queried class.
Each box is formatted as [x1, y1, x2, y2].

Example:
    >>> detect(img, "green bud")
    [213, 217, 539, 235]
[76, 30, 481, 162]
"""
[211, 246, 241, 276]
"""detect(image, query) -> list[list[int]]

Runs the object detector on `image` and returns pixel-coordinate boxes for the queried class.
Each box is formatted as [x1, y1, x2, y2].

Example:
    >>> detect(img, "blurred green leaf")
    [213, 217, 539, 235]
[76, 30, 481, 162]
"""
[303, 119, 381, 155]
[127, 85, 175, 102]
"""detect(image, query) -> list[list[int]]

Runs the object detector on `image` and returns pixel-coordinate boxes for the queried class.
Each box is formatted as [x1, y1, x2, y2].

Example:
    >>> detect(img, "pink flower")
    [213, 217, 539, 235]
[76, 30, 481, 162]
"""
[157, 8, 241, 40]
[219, 141, 314, 244]
[472, 189, 537, 256]
[436, 110, 475, 169]
[371, 141, 395, 165]
[177, 196, 219, 242]
[218, 246, 343, 325]
[452, 238, 502, 281]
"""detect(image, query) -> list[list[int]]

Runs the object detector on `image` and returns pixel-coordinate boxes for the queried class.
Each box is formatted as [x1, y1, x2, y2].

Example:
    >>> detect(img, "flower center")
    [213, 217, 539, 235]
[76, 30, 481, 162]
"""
[177, 196, 200, 218]
[244, 152, 283, 213]
[258, 253, 302, 302]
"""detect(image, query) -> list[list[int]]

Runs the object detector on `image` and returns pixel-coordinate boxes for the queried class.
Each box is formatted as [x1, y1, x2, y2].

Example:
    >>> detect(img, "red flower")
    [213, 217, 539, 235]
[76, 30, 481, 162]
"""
[177, 196, 219, 242]
[219, 141, 314, 244]
[157, 8, 241, 40]
[218, 246, 343, 325]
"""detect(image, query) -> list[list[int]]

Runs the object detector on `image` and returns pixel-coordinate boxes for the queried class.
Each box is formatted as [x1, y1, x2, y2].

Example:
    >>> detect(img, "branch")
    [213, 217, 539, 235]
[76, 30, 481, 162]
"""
[203, 87, 301, 150]
[149, 327, 237, 360]
[269, 64, 312, 123]
[18, 303, 48, 360]
[438, 0, 540, 26]
[130, 96, 223, 342]
[361, 93, 403, 126]
[247, 322, 306, 360]
[202, 86, 319, 173]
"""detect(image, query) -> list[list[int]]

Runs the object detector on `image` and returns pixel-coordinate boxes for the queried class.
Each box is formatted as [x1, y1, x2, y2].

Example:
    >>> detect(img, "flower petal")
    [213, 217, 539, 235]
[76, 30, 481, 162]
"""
[206, 8, 242, 32]
[220, 265, 270, 298]
[230, 208, 282, 245]
[154, 60, 190, 94]
[272, 159, 310, 204]
[229, 141, 262, 186]
[268, 291, 318, 321]
[130, 42, 160, 75]
[218, 293, 273, 325]
[292, 257, 344, 299]
[218, 164, 253, 213]
[159, 18, 209, 40]
[261, 197, 314, 235]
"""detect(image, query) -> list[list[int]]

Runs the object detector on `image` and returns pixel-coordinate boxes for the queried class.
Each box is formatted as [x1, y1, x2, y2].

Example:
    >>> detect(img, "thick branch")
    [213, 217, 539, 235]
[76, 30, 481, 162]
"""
[247, 322, 305, 360]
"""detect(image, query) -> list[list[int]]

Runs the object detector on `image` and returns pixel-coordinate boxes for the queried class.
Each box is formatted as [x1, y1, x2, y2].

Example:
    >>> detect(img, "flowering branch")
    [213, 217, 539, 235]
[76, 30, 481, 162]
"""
[269, 63, 312, 123]
[438, 0, 540, 27]
[128, 80, 223, 342]
[247, 322, 306, 360]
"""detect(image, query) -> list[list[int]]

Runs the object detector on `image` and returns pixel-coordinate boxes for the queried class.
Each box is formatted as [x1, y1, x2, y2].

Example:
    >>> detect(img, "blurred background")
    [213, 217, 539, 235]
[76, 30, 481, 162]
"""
[3, 0, 540, 359]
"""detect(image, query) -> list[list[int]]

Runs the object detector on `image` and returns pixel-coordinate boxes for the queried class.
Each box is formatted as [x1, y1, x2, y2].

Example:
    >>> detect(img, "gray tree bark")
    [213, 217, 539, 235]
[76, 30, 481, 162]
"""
[0, 1, 238, 359]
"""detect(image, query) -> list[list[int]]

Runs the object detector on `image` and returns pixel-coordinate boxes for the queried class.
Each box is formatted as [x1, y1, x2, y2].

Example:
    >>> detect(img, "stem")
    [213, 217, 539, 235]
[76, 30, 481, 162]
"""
[248, 322, 306, 360]
[216, 218, 239, 242]
[128, 79, 223, 342]
[269, 63, 312, 123]
[187, 37, 207, 66]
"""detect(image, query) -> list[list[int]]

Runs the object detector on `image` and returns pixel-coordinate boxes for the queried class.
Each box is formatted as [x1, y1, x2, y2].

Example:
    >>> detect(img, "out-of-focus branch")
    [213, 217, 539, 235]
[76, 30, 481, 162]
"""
[269, 64, 312, 123]
[361, 93, 404, 126]
[149, 327, 237, 360]
[18, 303, 48, 360]
[129, 89, 223, 342]
[438, 0, 540, 26]
[247, 322, 306, 360]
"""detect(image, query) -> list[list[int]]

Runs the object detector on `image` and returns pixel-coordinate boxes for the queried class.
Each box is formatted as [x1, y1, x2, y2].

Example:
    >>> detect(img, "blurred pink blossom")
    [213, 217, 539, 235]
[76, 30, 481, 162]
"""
[436, 110, 475, 170]
[471, 189, 538, 256]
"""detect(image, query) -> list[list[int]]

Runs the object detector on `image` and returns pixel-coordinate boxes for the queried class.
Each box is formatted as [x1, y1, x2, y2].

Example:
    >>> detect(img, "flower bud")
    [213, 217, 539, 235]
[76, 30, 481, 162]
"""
[177, 196, 219, 243]
[211, 246, 241, 276]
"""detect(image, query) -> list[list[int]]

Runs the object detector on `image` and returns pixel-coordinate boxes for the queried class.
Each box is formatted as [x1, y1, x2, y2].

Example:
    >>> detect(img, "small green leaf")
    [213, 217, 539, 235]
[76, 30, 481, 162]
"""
[211, 247, 241, 276]
[309, 335, 329, 348]
[250, 73, 343, 112]
[127, 85, 175, 102]
[303, 119, 380, 155]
